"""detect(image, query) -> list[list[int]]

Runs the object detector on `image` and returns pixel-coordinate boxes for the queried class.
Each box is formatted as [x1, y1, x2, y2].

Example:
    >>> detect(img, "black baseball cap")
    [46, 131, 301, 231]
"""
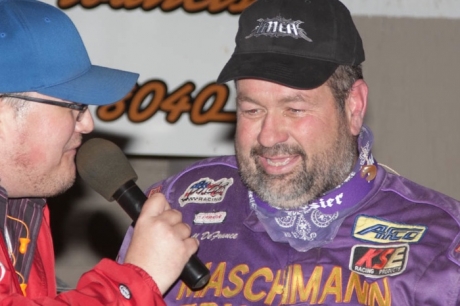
[217, 0, 364, 89]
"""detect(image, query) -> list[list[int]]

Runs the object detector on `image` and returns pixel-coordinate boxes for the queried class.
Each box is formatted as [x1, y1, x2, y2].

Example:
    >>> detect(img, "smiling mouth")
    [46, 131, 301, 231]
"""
[266, 157, 291, 166]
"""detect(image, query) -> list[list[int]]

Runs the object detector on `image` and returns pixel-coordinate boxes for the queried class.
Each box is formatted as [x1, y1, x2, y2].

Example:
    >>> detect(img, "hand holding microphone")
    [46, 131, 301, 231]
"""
[123, 193, 199, 294]
[76, 138, 210, 293]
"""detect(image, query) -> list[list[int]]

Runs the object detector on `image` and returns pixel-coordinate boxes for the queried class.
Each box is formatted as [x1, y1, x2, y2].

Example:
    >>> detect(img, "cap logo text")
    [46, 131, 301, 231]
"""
[246, 16, 312, 42]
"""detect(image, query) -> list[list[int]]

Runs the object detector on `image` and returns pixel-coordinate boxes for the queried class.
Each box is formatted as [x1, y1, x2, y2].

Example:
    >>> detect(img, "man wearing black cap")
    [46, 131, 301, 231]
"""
[0, 0, 198, 303]
[118, 0, 460, 305]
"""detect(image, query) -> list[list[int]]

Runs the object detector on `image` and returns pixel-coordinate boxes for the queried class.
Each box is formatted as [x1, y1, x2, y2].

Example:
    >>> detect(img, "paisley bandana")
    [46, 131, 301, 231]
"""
[247, 125, 376, 252]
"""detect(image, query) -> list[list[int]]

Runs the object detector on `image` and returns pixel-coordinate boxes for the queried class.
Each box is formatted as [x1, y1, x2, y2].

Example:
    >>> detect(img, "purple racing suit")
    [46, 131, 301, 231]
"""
[118, 130, 460, 305]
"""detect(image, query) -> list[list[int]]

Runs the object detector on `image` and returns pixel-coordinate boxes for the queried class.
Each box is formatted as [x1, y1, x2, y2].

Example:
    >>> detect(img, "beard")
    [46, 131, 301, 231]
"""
[236, 123, 357, 209]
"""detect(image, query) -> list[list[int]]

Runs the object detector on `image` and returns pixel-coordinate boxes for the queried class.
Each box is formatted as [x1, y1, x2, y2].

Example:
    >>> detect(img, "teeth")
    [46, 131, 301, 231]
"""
[266, 158, 290, 166]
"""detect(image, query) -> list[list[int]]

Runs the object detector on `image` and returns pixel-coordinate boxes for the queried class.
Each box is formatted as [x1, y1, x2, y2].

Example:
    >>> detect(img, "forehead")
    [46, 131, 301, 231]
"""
[235, 79, 333, 103]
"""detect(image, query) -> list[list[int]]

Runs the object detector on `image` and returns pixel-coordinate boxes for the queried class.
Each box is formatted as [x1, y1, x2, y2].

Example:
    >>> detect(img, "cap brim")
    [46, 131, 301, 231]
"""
[217, 53, 338, 90]
[38, 65, 139, 106]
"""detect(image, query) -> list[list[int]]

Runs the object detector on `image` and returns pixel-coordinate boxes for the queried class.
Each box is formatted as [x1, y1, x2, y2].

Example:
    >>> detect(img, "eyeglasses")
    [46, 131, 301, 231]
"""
[0, 94, 88, 122]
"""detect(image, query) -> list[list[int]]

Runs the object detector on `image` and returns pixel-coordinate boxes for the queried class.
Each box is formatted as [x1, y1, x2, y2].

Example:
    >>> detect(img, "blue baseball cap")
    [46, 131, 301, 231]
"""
[0, 0, 139, 105]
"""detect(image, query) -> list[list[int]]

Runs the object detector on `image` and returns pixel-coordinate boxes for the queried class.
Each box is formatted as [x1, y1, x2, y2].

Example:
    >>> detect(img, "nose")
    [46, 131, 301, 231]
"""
[75, 108, 94, 134]
[257, 112, 289, 147]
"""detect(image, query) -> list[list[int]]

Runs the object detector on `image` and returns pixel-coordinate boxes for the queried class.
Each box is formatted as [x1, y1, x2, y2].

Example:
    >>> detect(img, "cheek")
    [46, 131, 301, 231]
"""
[291, 119, 337, 152]
[15, 120, 68, 168]
[17, 131, 51, 165]
[12, 135, 47, 169]
[235, 120, 257, 149]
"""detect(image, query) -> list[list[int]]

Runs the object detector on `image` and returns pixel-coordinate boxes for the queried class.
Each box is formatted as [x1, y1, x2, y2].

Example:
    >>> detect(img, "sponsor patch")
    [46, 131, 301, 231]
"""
[148, 185, 162, 197]
[194, 211, 227, 224]
[350, 244, 409, 278]
[179, 177, 233, 207]
[353, 215, 427, 244]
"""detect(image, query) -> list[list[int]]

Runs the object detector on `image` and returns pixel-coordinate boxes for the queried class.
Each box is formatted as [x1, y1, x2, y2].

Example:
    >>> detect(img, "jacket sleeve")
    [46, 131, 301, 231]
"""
[58, 259, 166, 305]
[0, 259, 166, 305]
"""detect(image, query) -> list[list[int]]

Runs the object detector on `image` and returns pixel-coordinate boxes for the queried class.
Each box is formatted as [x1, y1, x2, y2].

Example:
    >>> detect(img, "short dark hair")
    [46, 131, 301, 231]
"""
[327, 65, 363, 112]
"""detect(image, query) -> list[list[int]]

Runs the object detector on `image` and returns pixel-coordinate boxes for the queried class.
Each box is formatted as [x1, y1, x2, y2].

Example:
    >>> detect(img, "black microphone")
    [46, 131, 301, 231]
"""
[75, 138, 210, 291]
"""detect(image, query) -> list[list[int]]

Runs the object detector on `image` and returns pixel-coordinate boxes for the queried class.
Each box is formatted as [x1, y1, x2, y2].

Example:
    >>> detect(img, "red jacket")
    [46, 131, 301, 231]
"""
[0, 205, 166, 305]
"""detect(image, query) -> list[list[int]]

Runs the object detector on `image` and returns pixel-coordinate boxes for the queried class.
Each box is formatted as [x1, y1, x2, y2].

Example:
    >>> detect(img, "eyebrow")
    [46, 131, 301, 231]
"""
[279, 94, 308, 103]
[236, 92, 313, 105]
[236, 93, 257, 104]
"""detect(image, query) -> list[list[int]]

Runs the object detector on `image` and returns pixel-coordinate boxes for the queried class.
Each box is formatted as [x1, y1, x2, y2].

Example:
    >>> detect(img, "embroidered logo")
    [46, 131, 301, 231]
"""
[308, 193, 344, 210]
[179, 177, 234, 207]
[193, 231, 238, 241]
[353, 215, 427, 244]
[194, 211, 227, 224]
[246, 16, 313, 42]
[350, 244, 409, 278]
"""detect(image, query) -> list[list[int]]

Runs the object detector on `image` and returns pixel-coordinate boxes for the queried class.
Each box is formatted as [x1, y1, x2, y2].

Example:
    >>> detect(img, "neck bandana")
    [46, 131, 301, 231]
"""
[247, 125, 376, 252]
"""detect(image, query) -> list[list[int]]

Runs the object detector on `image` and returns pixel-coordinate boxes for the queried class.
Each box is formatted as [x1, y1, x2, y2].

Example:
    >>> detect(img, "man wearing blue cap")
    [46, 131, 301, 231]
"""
[0, 0, 198, 303]
[117, 0, 460, 305]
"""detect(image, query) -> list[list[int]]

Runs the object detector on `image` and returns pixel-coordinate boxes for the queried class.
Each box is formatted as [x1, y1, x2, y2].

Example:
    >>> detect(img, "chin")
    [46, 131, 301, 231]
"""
[45, 177, 75, 197]
[46, 166, 76, 197]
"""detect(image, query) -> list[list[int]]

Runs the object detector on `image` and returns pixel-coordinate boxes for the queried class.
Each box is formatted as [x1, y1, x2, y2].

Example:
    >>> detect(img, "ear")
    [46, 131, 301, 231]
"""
[345, 79, 368, 136]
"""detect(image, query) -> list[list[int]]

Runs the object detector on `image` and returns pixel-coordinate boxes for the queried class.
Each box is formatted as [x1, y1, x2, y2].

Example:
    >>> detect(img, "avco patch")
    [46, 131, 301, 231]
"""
[350, 244, 409, 278]
[353, 215, 427, 243]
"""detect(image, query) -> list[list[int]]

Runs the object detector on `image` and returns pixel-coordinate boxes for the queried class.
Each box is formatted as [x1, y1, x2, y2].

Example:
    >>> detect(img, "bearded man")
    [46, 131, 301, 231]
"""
[118, 0, 460, 305]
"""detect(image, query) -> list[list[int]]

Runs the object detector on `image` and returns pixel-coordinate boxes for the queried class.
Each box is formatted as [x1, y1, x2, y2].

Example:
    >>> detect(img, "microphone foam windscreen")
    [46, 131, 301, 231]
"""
[76, 138, 138, 201]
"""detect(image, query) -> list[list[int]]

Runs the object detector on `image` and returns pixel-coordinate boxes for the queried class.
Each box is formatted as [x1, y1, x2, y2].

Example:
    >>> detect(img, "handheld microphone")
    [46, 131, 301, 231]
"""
[75, 138, 210, 291]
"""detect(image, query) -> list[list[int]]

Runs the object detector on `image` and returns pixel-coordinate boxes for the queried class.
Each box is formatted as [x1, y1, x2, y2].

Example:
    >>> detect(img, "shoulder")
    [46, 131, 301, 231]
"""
[367, 170, 460, 267]
[381, 171, 460, 219]
[378, 171, 460, 254]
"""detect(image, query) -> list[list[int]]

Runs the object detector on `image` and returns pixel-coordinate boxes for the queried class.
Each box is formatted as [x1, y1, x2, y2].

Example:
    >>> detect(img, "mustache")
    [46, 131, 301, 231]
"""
[250, 143, 307, 159]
